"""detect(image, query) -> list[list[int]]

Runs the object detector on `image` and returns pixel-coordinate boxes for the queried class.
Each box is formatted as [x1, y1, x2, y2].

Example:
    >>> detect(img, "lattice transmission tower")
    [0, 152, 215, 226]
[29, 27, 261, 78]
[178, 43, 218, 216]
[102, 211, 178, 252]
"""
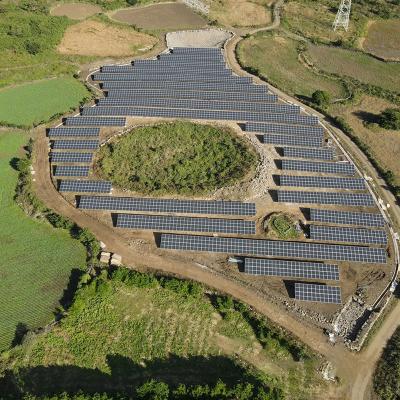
[333, 0, 352, 31]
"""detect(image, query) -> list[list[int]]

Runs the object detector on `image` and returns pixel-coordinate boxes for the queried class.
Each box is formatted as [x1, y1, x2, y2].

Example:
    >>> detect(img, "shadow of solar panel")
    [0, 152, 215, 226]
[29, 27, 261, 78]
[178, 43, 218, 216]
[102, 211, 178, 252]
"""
[58, 180, 111, 193]
[281, 159, 355, 175]
[244, 258, 339, 280]
[78, 196, 256, 216]
[115, 214, 256, 235]
[246, 120, 321, 133]
[276, 190, 374, 206]
[264, 134, 323, 147]
[98, 97, 299, 114]
[48, 127, 100, 137]
[53, 165, 90, 177]
[50, 152, 93, 163]
[279, 175, 365, 190]
[64, 117, 126, 126]
[309, 209, 385, 228]
[52, 140, 99, 150]
[294, 283, 341, 304]
[309, 224, 387, 245]
[159, 234, 386, 263]
[282, 147, 334, 160]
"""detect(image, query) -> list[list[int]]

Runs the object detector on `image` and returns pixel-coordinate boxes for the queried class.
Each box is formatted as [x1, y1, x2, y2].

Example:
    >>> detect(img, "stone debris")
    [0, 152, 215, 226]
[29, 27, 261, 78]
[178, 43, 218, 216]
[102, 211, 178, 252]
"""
[100, 251, 111, 264]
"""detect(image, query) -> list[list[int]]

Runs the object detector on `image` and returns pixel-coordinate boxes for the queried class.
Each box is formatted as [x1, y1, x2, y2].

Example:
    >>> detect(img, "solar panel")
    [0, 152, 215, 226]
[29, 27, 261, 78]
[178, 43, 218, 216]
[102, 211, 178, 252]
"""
[309, 209, 385, 228]
[294, 283, 341, 304]
[115, 214, 256, 235]
[244, 258, 339, 280]
[309, 225, 387, 245]
[282, 147, 334, 161]
[134, 60, 226, 69]
[58, 180, 111, 193]
[82, 106, 317, 125]
[159, 234, 386, 263]
[278, 175, 365, 190]
[263, 134, 323, 147]
[93, 73, 235, 82]
[50, 152, 93, 163]
[47, 127, 100, 137]
[276, 190, 374, 207]
[256, 125, 323, 137]
[77, 196, 256, 216]
[246, 120, 321, 133]
[51, 140, 99, 150]
[281, 159, 355, 175]
[53, 165, 90, 177]
[100, 66, 230, 75]
[106, 89, 277, 102]
[98, 97, 299, 114]
[64, 117, 126, 126]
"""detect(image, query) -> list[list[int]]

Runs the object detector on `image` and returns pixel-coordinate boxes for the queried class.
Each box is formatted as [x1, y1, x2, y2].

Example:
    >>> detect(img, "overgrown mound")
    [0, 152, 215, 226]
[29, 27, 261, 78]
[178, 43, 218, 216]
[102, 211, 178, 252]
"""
[96, 122, 257, 195]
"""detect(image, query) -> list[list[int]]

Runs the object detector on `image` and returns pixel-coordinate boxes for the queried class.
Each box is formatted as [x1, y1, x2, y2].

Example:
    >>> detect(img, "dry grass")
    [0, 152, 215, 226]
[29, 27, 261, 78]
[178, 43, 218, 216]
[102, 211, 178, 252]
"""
[50, 3, 102, 20]
[57, 19, 157, 57]
[362, 19, 400, 61]
[209, 0, 272, 27]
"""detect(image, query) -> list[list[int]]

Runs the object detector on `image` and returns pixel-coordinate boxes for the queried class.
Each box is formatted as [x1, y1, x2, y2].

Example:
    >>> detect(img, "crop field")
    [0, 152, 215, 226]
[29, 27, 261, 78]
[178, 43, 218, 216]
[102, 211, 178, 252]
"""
[0, 132, 86, 352]
[96, 121, 257, 195]
[362, 19, 400, 61]
[306, 45, 400, 92]
[237, 33, 346, 99]
[0, 270, 322, 399]
[0, 78, 90, 128]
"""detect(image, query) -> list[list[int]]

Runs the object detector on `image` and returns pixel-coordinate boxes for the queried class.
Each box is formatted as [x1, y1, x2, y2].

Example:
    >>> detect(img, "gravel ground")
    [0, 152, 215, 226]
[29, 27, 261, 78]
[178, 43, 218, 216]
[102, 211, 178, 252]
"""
[166, 28, 232, 48]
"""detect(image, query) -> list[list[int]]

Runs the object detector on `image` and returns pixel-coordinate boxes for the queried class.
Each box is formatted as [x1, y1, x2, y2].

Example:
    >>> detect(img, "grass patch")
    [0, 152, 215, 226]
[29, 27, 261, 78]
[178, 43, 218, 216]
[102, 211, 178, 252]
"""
[0, 132, 86, 352]
[96, 121, 257, 196]
[267, 214, 300, 240]
[0, 78, 90, 128]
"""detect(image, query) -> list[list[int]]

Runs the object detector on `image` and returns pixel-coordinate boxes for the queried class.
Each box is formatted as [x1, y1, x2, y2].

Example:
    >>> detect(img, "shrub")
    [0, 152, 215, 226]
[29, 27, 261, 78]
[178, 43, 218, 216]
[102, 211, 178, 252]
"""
[25, 41, 41, 55]
[379, 108, 400, 130]
[136, 380, 169, 400]
[311, 90, 331, 108]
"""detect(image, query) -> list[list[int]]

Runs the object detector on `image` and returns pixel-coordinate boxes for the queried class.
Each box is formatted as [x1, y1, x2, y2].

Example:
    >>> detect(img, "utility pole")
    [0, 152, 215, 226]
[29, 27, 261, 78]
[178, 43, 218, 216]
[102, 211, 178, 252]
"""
[333, 0, 351, 31]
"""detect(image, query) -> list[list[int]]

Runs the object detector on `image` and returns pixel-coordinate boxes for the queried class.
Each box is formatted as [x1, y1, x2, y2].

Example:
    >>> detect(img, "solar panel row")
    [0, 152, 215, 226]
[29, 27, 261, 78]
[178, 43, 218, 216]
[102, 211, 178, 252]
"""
[53, 165, 90, 177]
[309, 224, 387, 245]
[294, 283, 341, 304]
[51, 140, 99, 150]
[48, 127, 100, 137]
[172, 47, 221, 53]
[246, 120, 321, 133]
[50, 152, 93, 163]
[101, 66, 229, 74]
[309, 209, 385, 228]
[64, 116, 126, 126]
[93, 73, 238, 83]
[282, 147, 334, 161]
[134, 60, 226, 68]
[77, 195, 256, 216]
[278, 175, 365, 190]
[244, 258, 340, 280]
[115, 213, 256, 235]
[159, 234, 386, 263]
[276, 190, 374, 207]
[281, 159, 355, 175]
[58, 180, 112, 193]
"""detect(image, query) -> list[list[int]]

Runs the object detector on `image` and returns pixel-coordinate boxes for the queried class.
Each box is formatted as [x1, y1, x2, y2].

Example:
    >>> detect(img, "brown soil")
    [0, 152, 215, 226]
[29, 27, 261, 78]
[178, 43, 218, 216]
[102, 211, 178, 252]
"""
[111, 3, 207, 30]
[57, 20, 157, 57]
[363, 19, 400, 61]
[50, 3, 102, 20]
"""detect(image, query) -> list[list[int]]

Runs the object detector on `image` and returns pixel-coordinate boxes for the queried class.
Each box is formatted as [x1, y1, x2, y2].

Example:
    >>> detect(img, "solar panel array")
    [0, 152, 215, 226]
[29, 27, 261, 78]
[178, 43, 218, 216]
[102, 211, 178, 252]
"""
[78, 196, 256, 216]
[58, 180, 112, 193]
[65, 116, 126, 126]
[53, 165, 90, 177]
[159, 234, 386, 263]
[115, 214, 256, 235]
[294, 283, 342, 304]
[281, 159, 355, 175]
[278, 175, 365, 190]
[309, 224, 387, 245]
[282, 147, 334, 161]
[263, 134, 323, 147]
[50, 152, 93, 163]
[246, 120, 321, 133]
[309, 209, 385, 228]
[276, 190, 374, 207]
[48, 127, 100, 137]
[52, 140, 99, 150]
[244, 258, 339, 280]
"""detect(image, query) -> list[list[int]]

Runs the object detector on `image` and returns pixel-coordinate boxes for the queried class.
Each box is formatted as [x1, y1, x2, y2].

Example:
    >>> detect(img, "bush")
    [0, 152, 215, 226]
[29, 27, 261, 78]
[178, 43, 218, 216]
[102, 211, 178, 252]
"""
[311, 90, 331, 108]
[136, 380, 169, 400]
[25, 41, 41, 55]
[379, 108, 400, 130]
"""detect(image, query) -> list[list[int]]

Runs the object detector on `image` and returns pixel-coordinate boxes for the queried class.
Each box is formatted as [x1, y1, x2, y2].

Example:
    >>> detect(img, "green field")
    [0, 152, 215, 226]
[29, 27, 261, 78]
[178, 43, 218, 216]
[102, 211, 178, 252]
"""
[0, 78, 90, 128]
[268, 214, 300, 240]
[0, 269, 322, 399]
[96, 122, 257, 196]
[237, 32, 346, 99]
[0, 132, 86, 352]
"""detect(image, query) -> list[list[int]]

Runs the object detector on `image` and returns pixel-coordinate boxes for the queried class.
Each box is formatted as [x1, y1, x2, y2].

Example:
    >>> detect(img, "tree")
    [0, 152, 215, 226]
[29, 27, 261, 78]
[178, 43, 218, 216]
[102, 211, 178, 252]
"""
[379, 108, 400, 130]
[311, 90, 331, 108]
[136, 380, 169, 400]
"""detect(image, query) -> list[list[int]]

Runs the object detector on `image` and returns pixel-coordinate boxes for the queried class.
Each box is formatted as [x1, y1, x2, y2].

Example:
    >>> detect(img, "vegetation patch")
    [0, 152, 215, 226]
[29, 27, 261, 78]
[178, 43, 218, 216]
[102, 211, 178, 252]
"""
[0, 268, 321, 398]
[0, 78, 90, 128]
[96, 122, 257, 195]
[266, 213, 300, 240]
[57, 19, 157, 57]
[0, 132, 87, 352]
